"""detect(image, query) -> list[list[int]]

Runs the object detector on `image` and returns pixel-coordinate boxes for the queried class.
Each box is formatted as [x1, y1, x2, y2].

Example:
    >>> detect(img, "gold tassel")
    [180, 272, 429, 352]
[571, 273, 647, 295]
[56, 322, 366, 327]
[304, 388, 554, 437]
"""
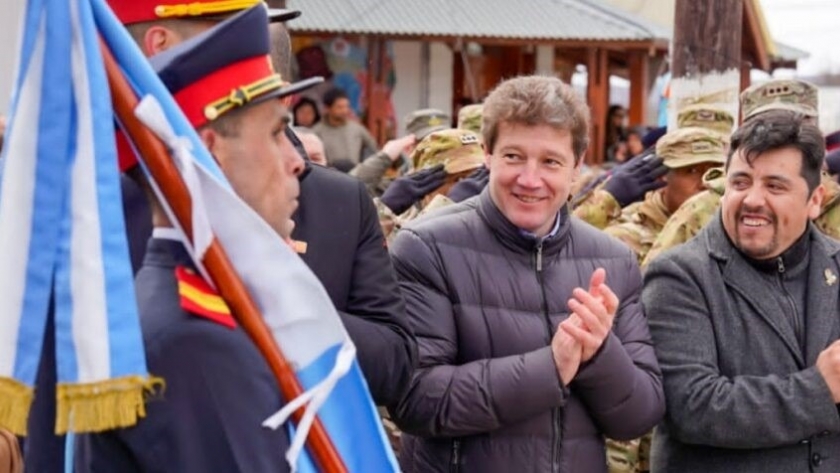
[55, 375, 164, 434]
[0, 377, 34, 436]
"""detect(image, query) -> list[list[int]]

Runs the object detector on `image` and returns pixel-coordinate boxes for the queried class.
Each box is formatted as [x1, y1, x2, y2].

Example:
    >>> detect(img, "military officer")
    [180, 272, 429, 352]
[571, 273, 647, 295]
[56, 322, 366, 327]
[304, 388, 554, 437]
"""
[74, 7, 317, 471]
[107, 0, 418, 407]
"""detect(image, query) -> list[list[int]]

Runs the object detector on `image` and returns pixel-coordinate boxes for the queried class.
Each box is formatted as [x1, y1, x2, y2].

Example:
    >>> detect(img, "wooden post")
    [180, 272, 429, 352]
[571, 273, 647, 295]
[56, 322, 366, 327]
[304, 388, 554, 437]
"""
[669, 0, 742, 131]
[364, 37, 391, 144]
[586, 47, 609, 165]
[452, 42, 465, 118]
[554, 52, 577, 84]
[628, 51, 649, 126]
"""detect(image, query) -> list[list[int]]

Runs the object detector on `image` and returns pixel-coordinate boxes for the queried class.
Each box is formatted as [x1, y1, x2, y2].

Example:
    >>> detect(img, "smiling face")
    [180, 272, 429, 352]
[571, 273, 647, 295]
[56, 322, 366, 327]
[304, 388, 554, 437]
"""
[721, 147, 823, 260]
[486, 122, 580, 237]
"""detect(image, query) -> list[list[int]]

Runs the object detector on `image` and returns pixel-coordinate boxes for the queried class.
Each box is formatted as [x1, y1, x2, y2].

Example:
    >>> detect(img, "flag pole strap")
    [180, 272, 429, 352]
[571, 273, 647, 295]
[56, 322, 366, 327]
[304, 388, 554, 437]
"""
[98, 37, 348, 473]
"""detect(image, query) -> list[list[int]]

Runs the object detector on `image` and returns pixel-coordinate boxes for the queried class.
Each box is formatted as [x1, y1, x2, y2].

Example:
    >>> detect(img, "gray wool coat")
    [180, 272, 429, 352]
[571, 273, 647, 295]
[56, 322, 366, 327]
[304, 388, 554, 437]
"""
[643, 215, 840, 472]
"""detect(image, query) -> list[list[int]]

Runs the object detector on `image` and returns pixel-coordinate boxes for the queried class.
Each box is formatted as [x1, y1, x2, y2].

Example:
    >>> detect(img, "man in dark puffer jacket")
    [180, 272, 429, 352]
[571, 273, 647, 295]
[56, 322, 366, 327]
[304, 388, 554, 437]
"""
[389, 76, 665, 473]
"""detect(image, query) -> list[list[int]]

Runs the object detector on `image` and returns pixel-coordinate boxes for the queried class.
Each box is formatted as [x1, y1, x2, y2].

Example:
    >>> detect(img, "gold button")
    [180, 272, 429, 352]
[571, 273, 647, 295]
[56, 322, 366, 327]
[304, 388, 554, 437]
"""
[204, 106, 219, 121]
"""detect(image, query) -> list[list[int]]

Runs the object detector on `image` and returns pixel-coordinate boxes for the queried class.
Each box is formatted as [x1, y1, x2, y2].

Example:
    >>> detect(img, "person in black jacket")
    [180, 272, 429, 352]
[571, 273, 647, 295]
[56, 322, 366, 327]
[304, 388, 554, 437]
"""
[390, 76, 664, 473]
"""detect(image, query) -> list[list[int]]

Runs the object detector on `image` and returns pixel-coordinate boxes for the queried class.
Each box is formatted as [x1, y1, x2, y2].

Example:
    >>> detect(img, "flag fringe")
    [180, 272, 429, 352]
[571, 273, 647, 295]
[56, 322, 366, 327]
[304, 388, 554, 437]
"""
[55, 375, 164, 434]
[0, 377, 35, 436]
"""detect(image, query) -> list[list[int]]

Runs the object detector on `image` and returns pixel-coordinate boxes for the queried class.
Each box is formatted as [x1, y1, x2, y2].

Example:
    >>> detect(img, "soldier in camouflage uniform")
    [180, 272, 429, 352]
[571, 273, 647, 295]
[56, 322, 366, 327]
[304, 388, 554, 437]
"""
[571, 101, 732, 231]
[572, 179, 624, 228]
[377, 128, 485, 240]
[602, 128, 727, 473]
[405, 108, 451, 141]
[643, 79, 825, 267]
[367, 108, 453, 197]
[601, 103, 734, 473]
[457, 104, 483, 134]
[606, 127, 728, 264]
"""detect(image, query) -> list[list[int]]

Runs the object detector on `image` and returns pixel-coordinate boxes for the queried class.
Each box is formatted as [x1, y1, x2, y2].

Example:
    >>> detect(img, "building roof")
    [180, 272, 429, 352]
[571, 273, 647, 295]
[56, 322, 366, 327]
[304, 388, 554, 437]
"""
[773, 41, 810, 63]
[286, 0, 669, 43]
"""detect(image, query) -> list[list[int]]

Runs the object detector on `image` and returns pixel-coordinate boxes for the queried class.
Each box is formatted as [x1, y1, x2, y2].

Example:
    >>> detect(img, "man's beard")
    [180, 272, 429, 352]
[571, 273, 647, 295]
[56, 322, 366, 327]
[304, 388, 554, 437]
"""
[733, 204, 778, 259]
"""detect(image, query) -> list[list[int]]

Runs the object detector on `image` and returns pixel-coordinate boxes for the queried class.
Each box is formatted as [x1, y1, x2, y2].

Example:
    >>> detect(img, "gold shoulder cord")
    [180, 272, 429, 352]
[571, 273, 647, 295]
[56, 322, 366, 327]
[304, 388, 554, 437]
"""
[203, 74, 285, 121]
[155, 0, 260, 18]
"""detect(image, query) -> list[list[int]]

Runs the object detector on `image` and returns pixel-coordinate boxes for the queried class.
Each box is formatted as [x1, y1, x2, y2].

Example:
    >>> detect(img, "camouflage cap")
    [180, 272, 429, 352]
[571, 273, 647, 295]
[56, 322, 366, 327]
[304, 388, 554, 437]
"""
[405, 108, 450, 140]
[741, 79, 819, 121]
[677, 104, 734, 135]
[457, 104, 483, 134]
[411, 129, 485, 175]
[656, 127, 729, 169]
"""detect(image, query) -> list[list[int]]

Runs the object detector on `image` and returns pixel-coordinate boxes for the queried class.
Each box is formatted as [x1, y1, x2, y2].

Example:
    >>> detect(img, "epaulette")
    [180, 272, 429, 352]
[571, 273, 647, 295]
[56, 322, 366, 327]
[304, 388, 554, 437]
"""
[175, 266, 236, 329]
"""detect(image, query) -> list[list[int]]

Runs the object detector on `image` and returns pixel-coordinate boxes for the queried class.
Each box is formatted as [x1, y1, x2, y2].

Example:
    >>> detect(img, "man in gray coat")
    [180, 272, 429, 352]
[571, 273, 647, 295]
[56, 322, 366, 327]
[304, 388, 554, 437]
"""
[389, 76, 665, 473]
[644, 109, 840, 472]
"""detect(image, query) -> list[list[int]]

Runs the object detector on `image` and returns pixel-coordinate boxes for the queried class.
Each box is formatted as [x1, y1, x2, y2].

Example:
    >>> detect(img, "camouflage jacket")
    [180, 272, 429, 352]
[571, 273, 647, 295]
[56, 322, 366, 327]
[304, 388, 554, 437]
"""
[605, 191, 670, 265]
[376, 194, 455, 243]
[573, 189, 622, 229]
[642, 171, 840, 267]
[604, 189, 663, 473]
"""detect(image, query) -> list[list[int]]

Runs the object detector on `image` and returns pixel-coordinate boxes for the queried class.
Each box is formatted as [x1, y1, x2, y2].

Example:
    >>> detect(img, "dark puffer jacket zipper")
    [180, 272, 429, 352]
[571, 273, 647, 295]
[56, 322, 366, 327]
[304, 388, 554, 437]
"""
[450, 439, 461, 473]
[535, 242, 562, 473]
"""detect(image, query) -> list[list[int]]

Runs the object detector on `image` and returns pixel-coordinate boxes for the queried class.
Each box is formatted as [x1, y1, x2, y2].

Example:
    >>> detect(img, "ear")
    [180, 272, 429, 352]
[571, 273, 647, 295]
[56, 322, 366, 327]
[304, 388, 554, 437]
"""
[143, 26, 180, 56]
[808, 183, 825, 220]
[483, 143, 492, 168]
[198, 127, 218, 155]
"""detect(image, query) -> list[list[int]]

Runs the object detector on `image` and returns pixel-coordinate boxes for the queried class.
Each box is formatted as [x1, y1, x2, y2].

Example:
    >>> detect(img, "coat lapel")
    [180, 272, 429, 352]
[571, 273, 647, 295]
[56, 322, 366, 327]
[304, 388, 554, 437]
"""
[720, 254, 805, 366]
[803, 232, 840, 364]
[705, 217, 805, 366]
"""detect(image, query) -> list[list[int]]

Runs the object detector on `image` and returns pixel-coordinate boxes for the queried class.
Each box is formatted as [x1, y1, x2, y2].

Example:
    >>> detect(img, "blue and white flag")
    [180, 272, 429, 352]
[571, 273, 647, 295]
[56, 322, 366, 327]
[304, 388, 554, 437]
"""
[0, 0, 159, 436]
[92, 1, 398, 471]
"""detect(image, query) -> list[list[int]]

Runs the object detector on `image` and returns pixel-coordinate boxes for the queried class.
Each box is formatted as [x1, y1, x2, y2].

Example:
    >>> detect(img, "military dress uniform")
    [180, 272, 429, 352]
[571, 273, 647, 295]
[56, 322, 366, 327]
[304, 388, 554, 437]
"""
[107, 0, 416, 410]
[74, 7, 321, 471]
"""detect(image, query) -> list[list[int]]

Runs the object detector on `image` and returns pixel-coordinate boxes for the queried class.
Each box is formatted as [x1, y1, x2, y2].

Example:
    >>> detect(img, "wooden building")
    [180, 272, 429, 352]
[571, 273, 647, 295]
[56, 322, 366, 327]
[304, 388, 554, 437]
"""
[285, 0, 669, 164]
[282, 0, 805, 164]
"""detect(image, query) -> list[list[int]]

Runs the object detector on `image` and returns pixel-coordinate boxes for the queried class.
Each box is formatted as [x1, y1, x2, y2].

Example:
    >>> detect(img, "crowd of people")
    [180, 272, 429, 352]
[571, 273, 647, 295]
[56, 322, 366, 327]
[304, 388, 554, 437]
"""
[3, 1, 840, 472]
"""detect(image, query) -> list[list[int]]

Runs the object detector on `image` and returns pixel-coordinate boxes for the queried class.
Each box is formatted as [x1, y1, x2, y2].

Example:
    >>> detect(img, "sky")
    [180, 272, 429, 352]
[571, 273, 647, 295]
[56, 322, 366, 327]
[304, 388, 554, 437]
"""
[761, 0, 840, 76]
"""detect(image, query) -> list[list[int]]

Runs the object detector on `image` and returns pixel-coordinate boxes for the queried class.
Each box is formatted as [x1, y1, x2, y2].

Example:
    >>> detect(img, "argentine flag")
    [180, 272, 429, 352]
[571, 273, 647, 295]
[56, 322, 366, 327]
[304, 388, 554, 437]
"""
[0, 0, 158, 437]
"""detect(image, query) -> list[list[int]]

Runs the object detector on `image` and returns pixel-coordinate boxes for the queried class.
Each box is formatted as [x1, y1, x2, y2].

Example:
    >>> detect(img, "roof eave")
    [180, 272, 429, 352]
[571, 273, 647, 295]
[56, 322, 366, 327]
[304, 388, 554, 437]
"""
[289, 28, 669, 50]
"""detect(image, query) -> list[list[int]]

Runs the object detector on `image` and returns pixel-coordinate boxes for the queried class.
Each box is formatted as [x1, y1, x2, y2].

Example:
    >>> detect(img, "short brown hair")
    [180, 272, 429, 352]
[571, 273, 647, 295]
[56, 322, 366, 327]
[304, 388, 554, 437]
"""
[482, 76, 591, 161]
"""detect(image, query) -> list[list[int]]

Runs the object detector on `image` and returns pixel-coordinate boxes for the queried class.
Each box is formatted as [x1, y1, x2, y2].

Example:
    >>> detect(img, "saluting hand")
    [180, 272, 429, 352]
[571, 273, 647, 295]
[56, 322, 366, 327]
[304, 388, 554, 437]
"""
[561, 268, 620, 362]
